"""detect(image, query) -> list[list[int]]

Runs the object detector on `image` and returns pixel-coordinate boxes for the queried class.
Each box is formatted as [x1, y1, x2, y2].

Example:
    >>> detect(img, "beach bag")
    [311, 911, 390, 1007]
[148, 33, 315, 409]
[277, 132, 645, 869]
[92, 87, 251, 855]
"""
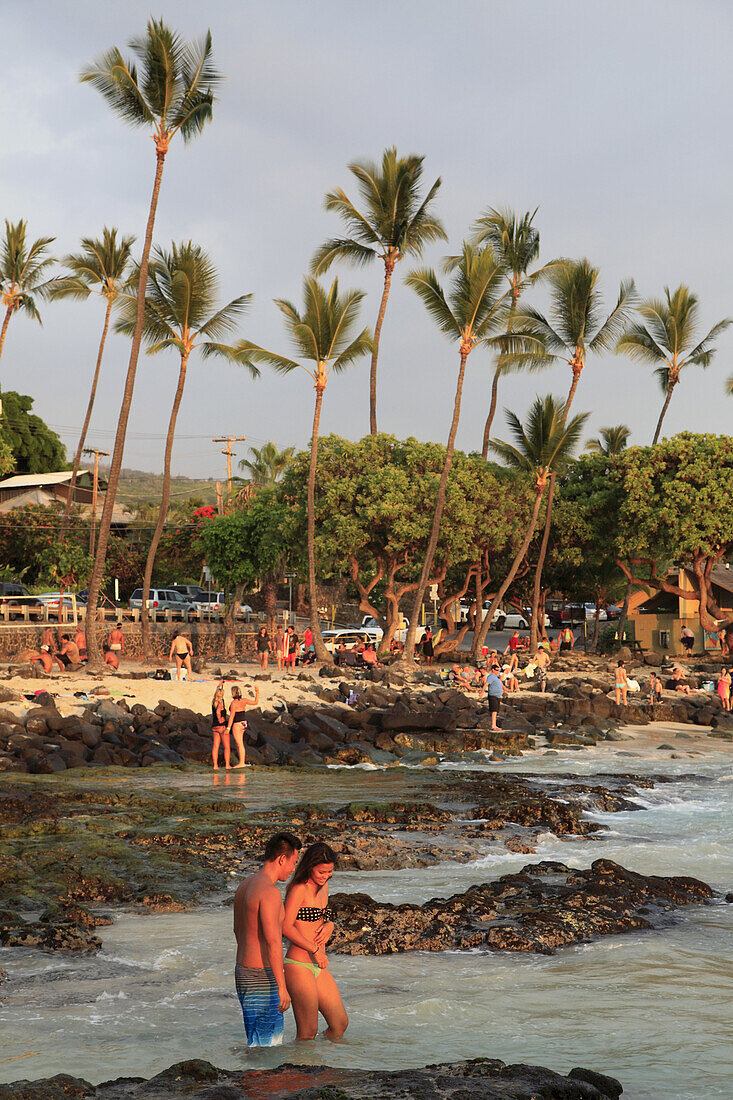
[153, 668, 171, 680]
[627, 678, 640, 693]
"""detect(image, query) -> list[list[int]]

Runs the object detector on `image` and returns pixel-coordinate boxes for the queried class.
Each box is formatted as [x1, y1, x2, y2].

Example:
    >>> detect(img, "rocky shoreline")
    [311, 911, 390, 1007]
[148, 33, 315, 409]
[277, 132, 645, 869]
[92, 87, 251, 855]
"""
[0, 1056, 625, 1099]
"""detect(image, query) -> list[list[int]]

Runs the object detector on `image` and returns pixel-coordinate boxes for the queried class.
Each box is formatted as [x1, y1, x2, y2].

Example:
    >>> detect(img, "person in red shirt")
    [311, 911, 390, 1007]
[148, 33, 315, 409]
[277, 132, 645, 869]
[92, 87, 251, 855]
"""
[504, 630, 520, 655]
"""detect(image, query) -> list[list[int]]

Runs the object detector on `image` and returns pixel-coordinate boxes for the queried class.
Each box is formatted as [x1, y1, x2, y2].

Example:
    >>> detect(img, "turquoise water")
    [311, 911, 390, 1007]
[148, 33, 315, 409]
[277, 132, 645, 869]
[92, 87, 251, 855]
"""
[1, 745, 731, 1098]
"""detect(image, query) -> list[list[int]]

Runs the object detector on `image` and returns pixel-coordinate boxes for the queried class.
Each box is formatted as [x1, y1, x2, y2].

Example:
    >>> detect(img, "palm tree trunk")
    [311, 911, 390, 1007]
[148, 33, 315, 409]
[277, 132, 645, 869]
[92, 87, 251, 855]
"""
[84, 147, 167, 670]
[60, 297, 113, 542]
[403, 348, 469, 663]
[141, 353, 188, 658]
[481, 365, 501, 460]
[653, 384, 675, 444]
[529, 363, 582, 652]
[307, 382, 331, 663]
[0, 303, 13, 364]
[472, 489, 545, 658]
[369, 257, 394, 435]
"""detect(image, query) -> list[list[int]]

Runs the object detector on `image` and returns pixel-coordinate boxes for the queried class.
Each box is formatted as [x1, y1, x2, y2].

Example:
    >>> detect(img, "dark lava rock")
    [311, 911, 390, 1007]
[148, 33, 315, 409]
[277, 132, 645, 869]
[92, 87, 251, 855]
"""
[0, 918, 101, 953]
[0, 787, 59, 824]
[329, 859, 713, 956]
[0, 1057, 625, 1099]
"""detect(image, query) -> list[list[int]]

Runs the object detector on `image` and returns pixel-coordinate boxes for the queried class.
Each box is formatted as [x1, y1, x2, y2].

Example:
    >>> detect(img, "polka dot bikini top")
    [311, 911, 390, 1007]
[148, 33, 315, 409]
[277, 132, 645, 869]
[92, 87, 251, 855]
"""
[296, 905, 335, 922]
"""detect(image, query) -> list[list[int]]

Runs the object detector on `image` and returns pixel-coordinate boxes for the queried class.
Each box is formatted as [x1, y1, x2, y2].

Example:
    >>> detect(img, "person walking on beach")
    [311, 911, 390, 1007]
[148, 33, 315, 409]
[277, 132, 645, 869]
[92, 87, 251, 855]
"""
[211, 681, 230, 769]
[485, 663, 504, 730]
[284, 626, 298, 669]
[107, 623, 125, 659]
[680, 625, 695, 655]
[717, 667, 731, 711]
[256, 626, 271, 672]
[504, 630, 521, 656]
[283, 842, 348, 1042]
[169, 631, 193, 681]
[227, 683, 260, 768]
[234, 831, 302, 1047]
[615, 660, 628, 706]
[534, 645, 551, 692]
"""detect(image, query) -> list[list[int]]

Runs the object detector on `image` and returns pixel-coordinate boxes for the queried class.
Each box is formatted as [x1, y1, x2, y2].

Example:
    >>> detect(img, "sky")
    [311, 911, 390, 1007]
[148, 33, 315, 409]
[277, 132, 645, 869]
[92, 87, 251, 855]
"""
[2, 0, 732, 478]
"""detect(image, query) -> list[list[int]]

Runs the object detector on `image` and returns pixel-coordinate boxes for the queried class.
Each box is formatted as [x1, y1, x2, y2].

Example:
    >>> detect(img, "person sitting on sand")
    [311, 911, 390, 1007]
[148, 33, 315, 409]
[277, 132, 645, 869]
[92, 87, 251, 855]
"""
[73, 626, 87, 661]
[169, 631, 193, 681]
[500, 664, 519, 693]
[102, 643, 119, 670]
[467, 668, 487, 693]
[361, 642, 380, 667]
[717, 667, 731, 712]
[615, 660, 628, 705]
[451, 664, 474, 689]
[211, 681, 230, 769]
[19, 647, 54, 674]
[226, 684, 260, 768]
[666, 666, 691, 694]
[54, 634, 81, 670]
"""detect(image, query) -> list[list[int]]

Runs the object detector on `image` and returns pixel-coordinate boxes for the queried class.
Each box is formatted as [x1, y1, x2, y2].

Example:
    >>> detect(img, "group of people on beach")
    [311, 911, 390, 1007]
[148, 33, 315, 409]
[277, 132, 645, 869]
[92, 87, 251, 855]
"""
[23, 624, 125, 673]
[255, 625, 315, 672]
[234, 832, 346, 1047]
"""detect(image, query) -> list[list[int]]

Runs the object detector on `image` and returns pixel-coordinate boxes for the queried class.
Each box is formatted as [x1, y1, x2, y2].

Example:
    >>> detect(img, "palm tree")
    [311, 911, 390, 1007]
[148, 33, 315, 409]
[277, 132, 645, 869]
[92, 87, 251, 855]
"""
[312, 147, 446, 434]
[584, 424, 630, 456]
[238, 441, 295, 487]
[471, 396, 589, 658]
[51, 228, 135, 540]
[471, 207, 561, 457]
[0, 220, 56, 365]
[616, 286, 731, 444]
[79, 17, 221, 669]
[116, 242, 254, 657]
[400, 243, 535, 664]
[236, 277, 372, 662]
[514, 260, 635, 650]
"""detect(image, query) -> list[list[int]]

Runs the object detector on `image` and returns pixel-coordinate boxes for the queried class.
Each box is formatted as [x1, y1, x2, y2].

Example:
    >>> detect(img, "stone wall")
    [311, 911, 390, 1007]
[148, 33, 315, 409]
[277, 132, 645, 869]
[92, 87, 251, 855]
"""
[0, 623, 260, 660]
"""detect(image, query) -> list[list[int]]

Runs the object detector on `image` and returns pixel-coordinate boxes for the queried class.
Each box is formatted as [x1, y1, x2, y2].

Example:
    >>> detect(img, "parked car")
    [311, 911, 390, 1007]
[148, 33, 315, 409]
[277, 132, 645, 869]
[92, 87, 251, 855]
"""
[546, 602, 586, 628]
[36, 592, 86, 616]
[491, 608, 550, 631]
[359, 614, 410, 642]
[235, 603, 254, 620]
[605, 604, 622, 621]
[129, 588, 195, 613]
[0, 582, 44, 619]
[322, 628, 375, 654]
[191, 591, 226, 616]
[459, 600, 491, 624]
[584, 602, 608, 621]
[169, 584, 207, 601]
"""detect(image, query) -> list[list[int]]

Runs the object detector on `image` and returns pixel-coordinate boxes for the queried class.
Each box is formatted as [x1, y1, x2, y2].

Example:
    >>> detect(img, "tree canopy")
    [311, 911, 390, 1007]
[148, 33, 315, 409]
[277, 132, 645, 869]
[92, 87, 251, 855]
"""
[0, 391, 67, 474]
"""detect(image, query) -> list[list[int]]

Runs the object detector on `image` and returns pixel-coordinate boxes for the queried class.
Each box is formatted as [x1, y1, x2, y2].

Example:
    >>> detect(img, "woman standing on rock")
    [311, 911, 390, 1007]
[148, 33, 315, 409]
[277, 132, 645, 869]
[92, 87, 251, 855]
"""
[283, 842, 347, 1042]
[211, 682, 230, 769]
[226, 684, 259, 768]
[615, 660, 628, 706]
[717, 667, 731, 711]
[256, 626, 271, 672]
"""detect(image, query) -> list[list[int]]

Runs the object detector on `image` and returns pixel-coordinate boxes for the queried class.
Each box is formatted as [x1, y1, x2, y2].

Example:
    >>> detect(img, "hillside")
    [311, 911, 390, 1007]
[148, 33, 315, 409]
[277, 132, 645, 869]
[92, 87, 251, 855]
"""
[95, 467, 219, 510]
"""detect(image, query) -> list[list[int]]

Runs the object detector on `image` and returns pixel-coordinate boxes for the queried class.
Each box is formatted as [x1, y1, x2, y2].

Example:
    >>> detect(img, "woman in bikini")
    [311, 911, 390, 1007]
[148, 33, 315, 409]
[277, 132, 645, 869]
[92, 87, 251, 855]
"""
[282, 842, 347, 1042]
[226, 684, 259, 768]
[615, 659, 628, 706]
[169, 631, 193, 681]
[211, 682, 229, 769]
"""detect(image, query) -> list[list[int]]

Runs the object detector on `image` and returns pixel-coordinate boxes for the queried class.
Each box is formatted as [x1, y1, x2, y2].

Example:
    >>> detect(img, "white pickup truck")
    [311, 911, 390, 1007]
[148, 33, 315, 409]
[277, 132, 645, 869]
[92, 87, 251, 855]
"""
[360, 614, 410, 643]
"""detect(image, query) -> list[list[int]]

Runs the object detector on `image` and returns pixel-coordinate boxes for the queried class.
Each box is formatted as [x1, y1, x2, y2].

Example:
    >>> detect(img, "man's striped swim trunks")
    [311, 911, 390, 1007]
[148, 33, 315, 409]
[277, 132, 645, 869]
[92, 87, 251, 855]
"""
[235, 964, 283, 1047]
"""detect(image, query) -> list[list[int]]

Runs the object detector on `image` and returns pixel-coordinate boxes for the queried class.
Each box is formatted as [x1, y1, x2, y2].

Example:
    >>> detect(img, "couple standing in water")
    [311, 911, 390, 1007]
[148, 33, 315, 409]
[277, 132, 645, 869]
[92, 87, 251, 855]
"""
[233, 832, 347, 1047]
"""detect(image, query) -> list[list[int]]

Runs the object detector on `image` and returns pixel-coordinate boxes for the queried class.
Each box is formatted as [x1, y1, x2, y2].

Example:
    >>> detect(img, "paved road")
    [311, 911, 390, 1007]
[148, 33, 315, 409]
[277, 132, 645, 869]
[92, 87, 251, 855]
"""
[441, 625, 584, 654]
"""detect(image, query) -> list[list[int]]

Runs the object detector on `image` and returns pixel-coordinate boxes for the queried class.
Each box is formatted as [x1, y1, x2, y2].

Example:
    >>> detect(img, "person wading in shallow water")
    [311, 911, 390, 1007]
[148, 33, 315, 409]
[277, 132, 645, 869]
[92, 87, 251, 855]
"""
[283, 841, 348, 1042]
[233, 831, 302, 1047]
[226, 684, 259, 768]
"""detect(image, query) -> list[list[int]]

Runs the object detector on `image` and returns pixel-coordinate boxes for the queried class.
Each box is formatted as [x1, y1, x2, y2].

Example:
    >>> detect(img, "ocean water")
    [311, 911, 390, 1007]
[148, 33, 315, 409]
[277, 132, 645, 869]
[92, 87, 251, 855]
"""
[1, 744, 732, 1098]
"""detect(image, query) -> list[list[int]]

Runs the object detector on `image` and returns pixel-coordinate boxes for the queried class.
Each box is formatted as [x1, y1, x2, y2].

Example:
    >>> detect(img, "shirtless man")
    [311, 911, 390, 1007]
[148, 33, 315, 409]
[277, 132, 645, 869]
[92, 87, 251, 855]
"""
[233, 831, 302, 1047]
[40, 626, 56, 659]
[169, 631, 193, 681]
[107, 624, 125, 659]
[54, 634, 81, 670]
[74, 626, 87, 661]
[534, 645, 551, 693]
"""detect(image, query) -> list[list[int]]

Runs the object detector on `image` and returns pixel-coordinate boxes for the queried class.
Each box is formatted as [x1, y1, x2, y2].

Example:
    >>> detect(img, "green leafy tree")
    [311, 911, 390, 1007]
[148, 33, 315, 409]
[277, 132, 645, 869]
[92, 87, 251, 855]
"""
[584, 424, 630, 456]
[0, 505, 90, 586]
[80, 17, 221, 669]
[237, 277, 372, 661]
[312, 147, 446, 434]
[51, 227, 136, 539]
[471, 206, 560, 457]
[116, 241, 254, 655]
[238, 441, 295, 488]
[514, 259, 635, 649]
[0, 220, 56, 366]
[0, 391, 66, 473]
[401, 243, 527, 662]
[616, 286, 731, 444]
[471, 395, 589, 658]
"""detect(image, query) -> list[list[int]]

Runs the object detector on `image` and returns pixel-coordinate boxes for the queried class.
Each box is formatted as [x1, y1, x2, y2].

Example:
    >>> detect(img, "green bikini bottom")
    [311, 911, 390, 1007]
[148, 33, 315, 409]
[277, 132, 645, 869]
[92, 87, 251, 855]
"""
[284, 958, 321, 978]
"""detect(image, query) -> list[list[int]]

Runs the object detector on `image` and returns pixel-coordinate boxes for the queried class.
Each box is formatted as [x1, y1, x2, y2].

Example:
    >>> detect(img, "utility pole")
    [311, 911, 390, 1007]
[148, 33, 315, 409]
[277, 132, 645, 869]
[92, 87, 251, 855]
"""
[82, 447, 109, 556]
[212, 435, 246, 500]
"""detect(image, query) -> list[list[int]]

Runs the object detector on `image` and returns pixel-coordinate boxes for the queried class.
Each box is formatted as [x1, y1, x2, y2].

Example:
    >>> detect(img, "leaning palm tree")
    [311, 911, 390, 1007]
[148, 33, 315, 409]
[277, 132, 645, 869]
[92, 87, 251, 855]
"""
[0, 220, 56, 365]
[471, 396, 589, 658]
[238, 441, 295, 488]
[51, 227, 136, 539]
[471, 206, 561, 457]
[79, 18, 221, 669]
[584, 424, 630, 456]
[236, 278, 372, 662]
[616, 286, 731, 444]
[312, 147, 446, 434]
[514, 260, 635, 650]
[400, 243, 542, 664]
[116, 242, 255, 657]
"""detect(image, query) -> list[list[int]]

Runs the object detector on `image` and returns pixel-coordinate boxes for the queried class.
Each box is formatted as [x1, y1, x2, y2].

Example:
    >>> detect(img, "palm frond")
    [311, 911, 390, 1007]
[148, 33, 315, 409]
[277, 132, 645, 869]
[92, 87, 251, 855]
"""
[311, 238, 376, 275]
[232, 340, 301, 376]
[405, 267, 461, 340]
[589, 278, 636, 352]
[200, 341, 260, 377]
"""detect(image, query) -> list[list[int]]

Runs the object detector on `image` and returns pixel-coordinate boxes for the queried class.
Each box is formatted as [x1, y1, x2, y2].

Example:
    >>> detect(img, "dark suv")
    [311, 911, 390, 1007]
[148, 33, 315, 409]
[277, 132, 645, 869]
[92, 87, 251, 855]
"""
[0, 582, 44, 619]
